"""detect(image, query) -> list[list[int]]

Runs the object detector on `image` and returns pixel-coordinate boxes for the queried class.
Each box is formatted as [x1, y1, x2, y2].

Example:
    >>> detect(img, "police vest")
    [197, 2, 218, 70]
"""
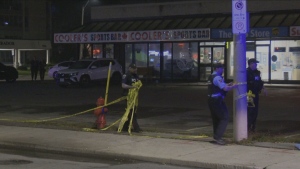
[208, 74, 226, 97]
[247, 68, 264, 93]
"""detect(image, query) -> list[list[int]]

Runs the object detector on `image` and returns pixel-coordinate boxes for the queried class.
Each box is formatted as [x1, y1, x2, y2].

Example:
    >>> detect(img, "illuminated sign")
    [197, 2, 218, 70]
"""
[212, 27, 288, 39]
[54, 29, 210, 43]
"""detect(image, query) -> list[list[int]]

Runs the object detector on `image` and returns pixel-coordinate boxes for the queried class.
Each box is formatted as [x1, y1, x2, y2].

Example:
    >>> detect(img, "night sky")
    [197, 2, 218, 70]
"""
[51, 0, 189, 32]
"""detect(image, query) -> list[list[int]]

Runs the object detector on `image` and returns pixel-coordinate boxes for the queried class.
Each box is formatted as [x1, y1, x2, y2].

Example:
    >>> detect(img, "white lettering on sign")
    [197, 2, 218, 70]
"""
[54, 29, 210, 43]
[218, 30, 233, 38]
[290, 26, 300, 36]
[218, 29, 273, 39]
[249, 29, 270, 37]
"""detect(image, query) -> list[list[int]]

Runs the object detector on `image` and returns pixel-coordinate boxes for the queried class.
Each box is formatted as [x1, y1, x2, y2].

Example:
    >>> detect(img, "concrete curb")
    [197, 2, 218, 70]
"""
[0, 140, 264, 169]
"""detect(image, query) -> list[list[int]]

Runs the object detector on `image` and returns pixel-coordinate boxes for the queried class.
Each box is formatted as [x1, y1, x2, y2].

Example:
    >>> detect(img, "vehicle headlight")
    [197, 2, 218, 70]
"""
[70, 72, 79, 76]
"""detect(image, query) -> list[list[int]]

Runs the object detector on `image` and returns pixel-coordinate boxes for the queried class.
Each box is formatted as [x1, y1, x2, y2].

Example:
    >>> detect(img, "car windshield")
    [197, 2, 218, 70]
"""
[69, 61, 92, 69]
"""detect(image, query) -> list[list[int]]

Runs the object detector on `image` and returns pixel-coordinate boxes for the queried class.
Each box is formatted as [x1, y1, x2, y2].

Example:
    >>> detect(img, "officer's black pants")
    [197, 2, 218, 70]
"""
[122, 107, 140, 131]
[31, 69, 38, 80]
[247, 94, 259, 132]
[208, 97, 229, 140]
[39, 69, 45, 80]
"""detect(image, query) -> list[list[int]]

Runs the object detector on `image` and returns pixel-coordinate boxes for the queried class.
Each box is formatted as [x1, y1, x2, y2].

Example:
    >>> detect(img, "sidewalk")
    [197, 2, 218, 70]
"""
[0, 125, 299, 169]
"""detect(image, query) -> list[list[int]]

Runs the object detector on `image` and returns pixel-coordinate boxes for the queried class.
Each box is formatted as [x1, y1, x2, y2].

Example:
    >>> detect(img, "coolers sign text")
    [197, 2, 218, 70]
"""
[54, 29, 210, 43]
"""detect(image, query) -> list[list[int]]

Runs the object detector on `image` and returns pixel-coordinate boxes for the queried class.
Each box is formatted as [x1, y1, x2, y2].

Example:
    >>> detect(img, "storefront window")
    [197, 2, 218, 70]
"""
[134, 43, 147, 67]
[162, 43, 172, 80]
[93, 44, 103, 58]
[256, 46, 269, 81]
[199, 45, 225, 81]
[271, 40, 300, 80]
[171, 42, 198, 80]
[105, 44, 114, 58]
[256, 40, 270, 45]
[149, 43, 160, 77]
[84, 44, 92, 58]
[125, 44, 133, 71]
[227, 40, 300, 82]
[0, 50, 13, 63]
[200, 42, 225, 46]
[200, 47, 211, 80]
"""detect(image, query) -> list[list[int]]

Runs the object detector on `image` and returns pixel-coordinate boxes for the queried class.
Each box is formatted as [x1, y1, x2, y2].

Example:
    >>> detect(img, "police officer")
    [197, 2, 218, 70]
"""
[30, 57, 39, 81]
[247, 58, 266, 132]
[121, 63, 142, 132]
[208, 63, 237, 145]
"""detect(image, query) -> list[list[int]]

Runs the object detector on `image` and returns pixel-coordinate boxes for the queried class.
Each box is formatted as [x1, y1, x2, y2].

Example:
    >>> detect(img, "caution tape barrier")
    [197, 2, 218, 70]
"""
[0, 96, 127, 123]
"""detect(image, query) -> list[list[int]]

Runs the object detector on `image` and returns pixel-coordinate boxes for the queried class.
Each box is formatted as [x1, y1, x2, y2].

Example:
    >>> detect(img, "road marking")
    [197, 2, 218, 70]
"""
[186, 126, 210, 131]
[285, 133, 300, 138]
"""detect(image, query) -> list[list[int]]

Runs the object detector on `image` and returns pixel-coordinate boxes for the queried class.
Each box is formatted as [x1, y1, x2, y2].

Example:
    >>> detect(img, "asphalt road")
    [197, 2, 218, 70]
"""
[0, 148, 199, 169]
[0, 79, 300, 141]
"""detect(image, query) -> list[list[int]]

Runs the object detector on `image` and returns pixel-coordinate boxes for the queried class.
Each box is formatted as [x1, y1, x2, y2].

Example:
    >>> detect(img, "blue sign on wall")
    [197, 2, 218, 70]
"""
[211, 27, 288, 39]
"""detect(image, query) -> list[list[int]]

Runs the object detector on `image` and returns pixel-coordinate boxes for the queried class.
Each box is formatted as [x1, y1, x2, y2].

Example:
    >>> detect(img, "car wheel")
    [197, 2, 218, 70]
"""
[80, 75, 90, 86]
[6, 78, 16, 83]
[111, 73, 122, 85]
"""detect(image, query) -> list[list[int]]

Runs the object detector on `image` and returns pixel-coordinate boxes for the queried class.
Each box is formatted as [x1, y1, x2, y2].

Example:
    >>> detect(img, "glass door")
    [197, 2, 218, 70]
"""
[199, 46, 225, 81]
[256, 46, 269, 81]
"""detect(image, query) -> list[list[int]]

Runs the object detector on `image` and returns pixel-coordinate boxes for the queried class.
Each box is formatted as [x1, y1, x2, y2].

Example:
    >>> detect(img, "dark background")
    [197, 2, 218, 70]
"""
[50, 0, 189, 63]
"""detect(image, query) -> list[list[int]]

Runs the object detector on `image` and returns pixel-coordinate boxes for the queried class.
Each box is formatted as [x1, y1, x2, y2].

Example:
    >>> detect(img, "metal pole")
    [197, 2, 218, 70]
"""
[233, 33, 248, 141]
[105, 62, 112, 105]
[80, 0, 90, 59]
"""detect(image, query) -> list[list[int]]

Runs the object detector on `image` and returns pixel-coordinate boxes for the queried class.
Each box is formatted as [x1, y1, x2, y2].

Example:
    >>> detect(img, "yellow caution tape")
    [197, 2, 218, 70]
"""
[247, 90, 255, 107]
[82, 128, 99, 132]
[101, 118, 121, 131]
[131, 134, 208, 139]
[117, 80, 143, 135]
[100, 81, 143, 133]
[0, 96, 127, 123]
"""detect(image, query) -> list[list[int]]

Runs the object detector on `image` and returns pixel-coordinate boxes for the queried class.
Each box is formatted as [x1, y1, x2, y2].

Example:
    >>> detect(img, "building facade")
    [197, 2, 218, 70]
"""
[0, 0, 51, 67]
[54, 0, 300, 83]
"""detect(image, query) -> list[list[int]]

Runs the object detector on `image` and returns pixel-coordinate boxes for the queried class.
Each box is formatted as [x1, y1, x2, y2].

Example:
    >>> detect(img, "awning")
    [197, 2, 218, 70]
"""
[70, 10, 300, 33]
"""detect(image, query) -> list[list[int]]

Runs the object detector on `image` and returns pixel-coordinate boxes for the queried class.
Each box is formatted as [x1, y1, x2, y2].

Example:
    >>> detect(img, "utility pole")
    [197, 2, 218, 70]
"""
[80, 0, 90, 59]
[232, 0, 248, 141]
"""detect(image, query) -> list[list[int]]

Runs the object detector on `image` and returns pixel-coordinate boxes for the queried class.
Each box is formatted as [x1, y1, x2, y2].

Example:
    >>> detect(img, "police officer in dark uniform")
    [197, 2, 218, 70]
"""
[121, 63, 142, 132]
[247, 58, 266, 132]
[30, 57, 39, 81]
[208, 63, 237, 145]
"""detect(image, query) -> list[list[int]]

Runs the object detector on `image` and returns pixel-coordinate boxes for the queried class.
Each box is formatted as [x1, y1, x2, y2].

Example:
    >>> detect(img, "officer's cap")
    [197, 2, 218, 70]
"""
[248, 58, 259, 65]
[128, 63, 137, 69]
[214, 63, 224, 69]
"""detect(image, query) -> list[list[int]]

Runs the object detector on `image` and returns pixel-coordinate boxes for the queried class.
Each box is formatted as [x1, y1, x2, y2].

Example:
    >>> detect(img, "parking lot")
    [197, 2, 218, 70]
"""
[0, 77, 300, 142]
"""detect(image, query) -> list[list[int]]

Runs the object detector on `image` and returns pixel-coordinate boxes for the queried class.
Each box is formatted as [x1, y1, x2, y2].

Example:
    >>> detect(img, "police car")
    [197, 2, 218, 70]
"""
[55, 58, 123, 87]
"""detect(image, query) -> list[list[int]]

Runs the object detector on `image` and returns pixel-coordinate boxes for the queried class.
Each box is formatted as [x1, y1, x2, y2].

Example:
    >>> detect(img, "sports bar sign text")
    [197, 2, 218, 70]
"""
[54, 29, 210, 43]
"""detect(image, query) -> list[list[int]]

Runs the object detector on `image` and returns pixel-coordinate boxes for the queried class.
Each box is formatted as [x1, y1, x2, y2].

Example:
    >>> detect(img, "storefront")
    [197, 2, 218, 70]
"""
[212, 27, 300, 83]
[0, 39, 51, 67]
[54, 10, 300, 84]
